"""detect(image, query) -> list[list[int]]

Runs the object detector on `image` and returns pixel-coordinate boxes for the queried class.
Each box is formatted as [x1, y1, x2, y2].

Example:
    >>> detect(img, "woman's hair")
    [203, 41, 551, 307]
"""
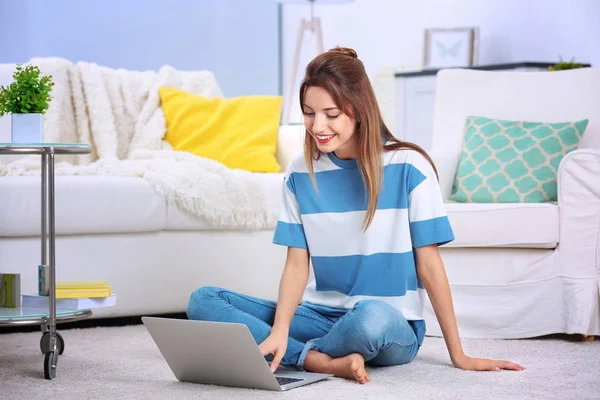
[299, 46, 438, 231]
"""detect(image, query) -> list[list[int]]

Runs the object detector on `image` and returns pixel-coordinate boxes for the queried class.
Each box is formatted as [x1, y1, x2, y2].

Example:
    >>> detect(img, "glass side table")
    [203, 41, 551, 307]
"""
[0, 143, 93, 380]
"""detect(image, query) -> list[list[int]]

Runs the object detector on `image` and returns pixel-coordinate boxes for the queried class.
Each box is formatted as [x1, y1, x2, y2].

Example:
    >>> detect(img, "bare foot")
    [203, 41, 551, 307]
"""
[304, 350, 370, 384]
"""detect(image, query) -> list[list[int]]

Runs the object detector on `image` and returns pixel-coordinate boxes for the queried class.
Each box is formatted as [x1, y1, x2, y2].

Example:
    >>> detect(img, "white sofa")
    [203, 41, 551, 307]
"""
[425, 67, 600, 339]
[0, 122, 304, 322]
[1, 66, 598, 340]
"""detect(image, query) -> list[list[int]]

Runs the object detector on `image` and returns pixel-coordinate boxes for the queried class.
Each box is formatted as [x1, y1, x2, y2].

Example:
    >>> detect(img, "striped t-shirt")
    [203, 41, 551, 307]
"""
[272, 147, 455, 344]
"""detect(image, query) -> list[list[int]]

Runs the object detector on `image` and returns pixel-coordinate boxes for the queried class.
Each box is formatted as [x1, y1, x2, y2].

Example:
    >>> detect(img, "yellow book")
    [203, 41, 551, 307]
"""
[55, 281, 112, 299]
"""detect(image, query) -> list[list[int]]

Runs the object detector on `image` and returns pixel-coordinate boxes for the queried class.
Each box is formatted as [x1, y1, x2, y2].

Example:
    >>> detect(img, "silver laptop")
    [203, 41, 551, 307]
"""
[142, 316, 333, 391]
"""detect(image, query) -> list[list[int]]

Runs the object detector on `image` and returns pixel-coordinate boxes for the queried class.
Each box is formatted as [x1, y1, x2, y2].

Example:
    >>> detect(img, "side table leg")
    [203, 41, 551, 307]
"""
[41, 154, 47, 268]
[40, 153, 48, 335]
[48, 150, 56, 341]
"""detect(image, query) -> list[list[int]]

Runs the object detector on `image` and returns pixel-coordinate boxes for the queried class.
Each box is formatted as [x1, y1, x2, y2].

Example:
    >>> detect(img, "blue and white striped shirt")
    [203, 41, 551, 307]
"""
[273, 147, 454, 342]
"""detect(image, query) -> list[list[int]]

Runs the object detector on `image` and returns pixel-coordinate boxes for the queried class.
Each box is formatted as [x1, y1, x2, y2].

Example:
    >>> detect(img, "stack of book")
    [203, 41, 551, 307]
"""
[22, 280, 117, 310]
[55, 280, 112, 298]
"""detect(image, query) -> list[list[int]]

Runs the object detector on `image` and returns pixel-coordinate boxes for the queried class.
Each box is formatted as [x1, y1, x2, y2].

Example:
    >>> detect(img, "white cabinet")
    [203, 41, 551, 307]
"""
[394, 63, 557, 151]
[395, 75, 437, 151]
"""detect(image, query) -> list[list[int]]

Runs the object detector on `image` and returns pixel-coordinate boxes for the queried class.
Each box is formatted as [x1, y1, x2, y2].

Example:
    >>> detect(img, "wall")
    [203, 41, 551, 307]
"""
[0, 0, 29, 62]
[281, 0, 600, 123]
[0, 0, 281, 97]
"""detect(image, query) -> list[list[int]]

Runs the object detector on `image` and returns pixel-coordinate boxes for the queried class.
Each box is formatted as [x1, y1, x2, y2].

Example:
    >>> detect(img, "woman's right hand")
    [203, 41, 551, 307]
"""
[258, 328, 289, 372]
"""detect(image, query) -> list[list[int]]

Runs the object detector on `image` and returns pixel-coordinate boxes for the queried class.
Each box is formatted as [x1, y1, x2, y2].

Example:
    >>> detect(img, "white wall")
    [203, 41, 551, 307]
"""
[0, 0, 29, 62]
[0, 0, 281, 97]
[281, 0, 600, 123]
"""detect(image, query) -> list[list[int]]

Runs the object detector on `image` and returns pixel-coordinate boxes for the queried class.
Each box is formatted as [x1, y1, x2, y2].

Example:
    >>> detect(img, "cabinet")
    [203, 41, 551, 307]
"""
[394, 62, 561, 151]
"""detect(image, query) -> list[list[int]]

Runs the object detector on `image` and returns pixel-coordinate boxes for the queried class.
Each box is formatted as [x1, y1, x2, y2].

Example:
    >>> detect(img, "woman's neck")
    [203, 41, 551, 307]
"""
[333, 136, 359, 160]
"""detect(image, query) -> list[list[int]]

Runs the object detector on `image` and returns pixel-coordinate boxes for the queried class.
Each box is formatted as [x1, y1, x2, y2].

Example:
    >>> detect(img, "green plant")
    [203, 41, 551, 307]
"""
[0, 64, 55, 117]
[548, 56, 585, 71]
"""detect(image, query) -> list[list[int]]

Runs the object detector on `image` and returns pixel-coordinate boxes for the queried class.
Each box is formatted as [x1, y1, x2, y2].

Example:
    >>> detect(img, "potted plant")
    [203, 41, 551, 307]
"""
[548, 56, 585, 71]
[0, 64, 54, 143]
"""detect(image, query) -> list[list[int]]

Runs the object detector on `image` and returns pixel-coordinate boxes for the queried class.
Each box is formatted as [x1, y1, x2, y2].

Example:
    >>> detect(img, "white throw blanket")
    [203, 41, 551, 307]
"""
[0, 57, 278, 230]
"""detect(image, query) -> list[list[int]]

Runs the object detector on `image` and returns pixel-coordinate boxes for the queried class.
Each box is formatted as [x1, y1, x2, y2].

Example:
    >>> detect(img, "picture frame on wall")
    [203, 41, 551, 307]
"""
[423, 27, 479, 69]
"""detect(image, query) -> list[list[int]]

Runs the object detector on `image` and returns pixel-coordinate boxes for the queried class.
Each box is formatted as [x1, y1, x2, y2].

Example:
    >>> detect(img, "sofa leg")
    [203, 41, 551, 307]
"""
[581, 335, 596, 342]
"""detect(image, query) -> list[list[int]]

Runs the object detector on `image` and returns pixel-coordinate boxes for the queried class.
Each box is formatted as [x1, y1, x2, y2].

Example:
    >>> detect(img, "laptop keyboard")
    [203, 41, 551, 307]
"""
[276, 376, 305, 386]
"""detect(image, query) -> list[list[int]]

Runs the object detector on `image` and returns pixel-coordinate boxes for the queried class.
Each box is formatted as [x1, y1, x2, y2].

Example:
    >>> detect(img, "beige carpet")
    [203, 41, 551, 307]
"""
[1, 323, 598, 400]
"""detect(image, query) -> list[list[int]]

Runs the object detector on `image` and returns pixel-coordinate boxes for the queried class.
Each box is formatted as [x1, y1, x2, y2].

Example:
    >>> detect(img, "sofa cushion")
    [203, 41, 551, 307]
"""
[444, 202, 558, 248]
[165, 172, 285, 230]
[275, 125, 304, 172]
[0, 176, 166, 237]
[160, 87, 283, 173]
[449, 116, 588, 203]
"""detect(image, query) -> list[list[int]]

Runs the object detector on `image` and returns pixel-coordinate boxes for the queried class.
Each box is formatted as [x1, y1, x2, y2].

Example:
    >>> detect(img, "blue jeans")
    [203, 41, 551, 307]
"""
[186, 286, 422, 370]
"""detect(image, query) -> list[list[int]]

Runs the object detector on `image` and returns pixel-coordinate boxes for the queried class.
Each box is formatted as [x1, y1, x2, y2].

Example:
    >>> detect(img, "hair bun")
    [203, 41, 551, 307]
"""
[329, 46, 358, 59]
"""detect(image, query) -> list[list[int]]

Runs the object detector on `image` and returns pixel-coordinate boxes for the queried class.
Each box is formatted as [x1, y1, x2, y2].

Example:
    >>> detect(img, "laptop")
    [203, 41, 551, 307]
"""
[142, 316, 333, 391]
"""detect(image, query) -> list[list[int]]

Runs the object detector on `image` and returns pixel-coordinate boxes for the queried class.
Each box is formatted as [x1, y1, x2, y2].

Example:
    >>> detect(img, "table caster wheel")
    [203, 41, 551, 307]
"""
[40, 332, 64, 355]
[44, 351, 58, 380]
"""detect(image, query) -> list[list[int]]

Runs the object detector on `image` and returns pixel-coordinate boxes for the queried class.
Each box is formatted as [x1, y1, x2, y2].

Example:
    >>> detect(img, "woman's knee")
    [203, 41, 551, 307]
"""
[352, 300, 412, 345]
[354, 300, 406, 326]
[186, 286, 223, 320]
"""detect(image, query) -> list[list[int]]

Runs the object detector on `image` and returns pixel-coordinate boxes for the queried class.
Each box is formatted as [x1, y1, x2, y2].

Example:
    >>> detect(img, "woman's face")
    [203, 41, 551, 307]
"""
[302, 86, 358, 160]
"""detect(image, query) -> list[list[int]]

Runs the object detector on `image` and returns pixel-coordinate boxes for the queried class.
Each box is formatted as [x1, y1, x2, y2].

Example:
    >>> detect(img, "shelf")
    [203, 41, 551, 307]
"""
[0, 142, 91, 147]
[394, 62, 592, 78]
[0, 307, 92, 326]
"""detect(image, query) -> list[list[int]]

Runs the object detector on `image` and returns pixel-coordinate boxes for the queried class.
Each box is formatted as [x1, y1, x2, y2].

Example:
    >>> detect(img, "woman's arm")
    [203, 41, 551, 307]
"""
[415, 244, 525, 371]
[271, 246, 311, 334]
[259, 247, 310, 371]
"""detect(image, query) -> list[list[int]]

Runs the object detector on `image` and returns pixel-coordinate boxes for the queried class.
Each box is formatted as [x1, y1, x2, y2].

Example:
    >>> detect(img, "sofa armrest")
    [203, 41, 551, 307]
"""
[276, 125, 305, 172]
[557, 149, 600, 334]
[557, 149, 600, 277]
[429, 149, 460, 200]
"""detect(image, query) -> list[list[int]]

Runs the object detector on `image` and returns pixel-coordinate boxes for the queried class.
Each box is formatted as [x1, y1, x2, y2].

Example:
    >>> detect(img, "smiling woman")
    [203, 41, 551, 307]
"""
[186, 46, 524, 385]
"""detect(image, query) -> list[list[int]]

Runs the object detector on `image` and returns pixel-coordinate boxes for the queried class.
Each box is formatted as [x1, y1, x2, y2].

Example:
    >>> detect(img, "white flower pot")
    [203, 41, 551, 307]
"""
[11, 113, 43, 143]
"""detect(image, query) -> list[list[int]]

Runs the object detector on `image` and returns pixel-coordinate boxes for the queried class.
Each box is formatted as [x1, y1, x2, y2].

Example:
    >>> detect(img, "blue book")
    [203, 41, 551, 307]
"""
[21, 294, 117, 310]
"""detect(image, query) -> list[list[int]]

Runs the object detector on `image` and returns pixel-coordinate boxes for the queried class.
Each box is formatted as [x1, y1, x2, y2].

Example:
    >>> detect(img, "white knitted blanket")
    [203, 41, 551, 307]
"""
[0, 58, 278, 230]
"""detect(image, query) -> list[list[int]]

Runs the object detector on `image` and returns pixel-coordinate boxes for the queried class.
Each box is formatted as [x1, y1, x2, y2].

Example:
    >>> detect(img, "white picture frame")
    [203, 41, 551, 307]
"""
[423, 27, 479, 69]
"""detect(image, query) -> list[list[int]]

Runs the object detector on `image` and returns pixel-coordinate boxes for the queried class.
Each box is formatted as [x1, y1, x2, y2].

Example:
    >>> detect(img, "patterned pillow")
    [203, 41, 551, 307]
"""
[448, 116, 588, 203]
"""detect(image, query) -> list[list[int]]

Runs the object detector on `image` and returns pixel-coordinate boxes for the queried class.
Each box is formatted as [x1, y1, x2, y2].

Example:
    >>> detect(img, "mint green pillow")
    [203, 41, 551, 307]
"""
[449, 116, 588, 203]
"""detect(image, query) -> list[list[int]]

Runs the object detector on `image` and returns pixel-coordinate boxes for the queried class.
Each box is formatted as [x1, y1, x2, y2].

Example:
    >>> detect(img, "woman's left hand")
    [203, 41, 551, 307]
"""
[453, 354, 525, 371]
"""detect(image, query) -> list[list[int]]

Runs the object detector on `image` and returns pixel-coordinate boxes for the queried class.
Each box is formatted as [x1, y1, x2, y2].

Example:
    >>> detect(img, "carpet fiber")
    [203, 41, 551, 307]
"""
[1, 323, 598, 400]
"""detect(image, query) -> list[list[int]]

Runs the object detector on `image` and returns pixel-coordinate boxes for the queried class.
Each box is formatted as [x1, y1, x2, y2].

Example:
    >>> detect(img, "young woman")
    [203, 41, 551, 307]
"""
[187, 47, 524, 384]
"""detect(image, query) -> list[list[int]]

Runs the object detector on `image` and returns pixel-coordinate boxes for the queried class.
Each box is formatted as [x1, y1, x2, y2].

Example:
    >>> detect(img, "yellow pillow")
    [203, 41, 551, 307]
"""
[159, 87, 282, 173]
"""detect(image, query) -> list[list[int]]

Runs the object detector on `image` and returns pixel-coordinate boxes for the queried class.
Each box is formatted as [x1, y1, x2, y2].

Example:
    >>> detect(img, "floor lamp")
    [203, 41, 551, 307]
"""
[277, 0, 354, 125]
